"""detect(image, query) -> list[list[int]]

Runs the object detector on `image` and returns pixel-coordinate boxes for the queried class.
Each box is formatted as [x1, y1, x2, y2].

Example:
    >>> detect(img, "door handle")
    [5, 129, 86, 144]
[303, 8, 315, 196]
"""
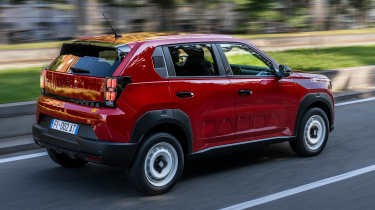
[238, 89, 252, 96]
[176, 91, 194, 98]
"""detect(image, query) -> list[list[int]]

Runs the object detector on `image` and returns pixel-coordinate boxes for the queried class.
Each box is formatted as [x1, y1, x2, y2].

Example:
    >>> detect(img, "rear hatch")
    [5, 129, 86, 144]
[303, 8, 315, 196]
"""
[40, 41, 131, 107]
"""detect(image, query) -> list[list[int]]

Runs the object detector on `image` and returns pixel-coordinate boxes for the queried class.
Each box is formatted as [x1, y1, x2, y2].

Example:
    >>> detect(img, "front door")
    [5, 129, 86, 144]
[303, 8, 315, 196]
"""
[218, 43, 291, 141]
[164, 43, 236, 151]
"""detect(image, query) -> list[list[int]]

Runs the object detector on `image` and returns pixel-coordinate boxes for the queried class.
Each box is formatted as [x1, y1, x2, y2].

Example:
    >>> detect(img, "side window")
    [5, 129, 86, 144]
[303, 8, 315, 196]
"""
[152, 47, 168, 78]
[219, 43, 273, 76]
[168, 44, 219, 77]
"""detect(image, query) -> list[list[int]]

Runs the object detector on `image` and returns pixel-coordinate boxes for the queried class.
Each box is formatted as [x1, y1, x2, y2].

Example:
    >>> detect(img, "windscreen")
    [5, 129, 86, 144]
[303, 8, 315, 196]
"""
[48, 43, 130, 77]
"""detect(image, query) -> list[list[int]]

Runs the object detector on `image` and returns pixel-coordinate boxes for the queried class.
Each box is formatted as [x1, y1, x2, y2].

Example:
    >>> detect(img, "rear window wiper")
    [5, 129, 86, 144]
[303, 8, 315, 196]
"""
[70, 67, 90, 74]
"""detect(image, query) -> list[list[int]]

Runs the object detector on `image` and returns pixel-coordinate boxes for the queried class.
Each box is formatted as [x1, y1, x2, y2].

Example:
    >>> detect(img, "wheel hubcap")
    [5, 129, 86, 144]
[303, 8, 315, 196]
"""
[144, 142, 178, 187]
[304, 115, 326, 150]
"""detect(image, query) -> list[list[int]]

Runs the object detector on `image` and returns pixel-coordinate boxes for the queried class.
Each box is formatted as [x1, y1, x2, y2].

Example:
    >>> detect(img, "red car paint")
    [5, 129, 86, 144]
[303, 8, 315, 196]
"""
[35, 33, 334, 153]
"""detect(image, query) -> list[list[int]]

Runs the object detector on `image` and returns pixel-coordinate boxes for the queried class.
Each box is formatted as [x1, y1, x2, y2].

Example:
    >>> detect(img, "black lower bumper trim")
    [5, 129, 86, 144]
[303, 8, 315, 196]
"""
[32, 124, 137, 168]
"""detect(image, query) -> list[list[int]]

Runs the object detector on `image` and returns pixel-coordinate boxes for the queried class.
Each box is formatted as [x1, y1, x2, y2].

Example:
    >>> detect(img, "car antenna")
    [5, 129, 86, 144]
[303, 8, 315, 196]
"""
[102, 13, 122, 39]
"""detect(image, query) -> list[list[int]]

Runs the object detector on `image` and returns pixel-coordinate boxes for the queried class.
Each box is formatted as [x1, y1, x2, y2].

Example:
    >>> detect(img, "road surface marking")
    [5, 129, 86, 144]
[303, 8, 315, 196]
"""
[0, 152, 47, 164]
[220, 164, 375, 210]
[335, 97, 375, 107]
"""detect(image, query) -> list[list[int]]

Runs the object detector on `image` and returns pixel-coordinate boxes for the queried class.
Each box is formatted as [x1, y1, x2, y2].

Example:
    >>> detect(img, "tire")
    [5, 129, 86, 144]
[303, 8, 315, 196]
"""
[129, 132, 184, 195]
[47, 149, 87, 168]
[290, 107, 329, 157]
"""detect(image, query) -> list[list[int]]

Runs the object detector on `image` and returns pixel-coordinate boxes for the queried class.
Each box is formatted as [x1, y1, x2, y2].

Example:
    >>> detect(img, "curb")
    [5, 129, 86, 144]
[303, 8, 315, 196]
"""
[0, 135, 40, 156]
[0, 101, 36, 118]
[334, 89, 375, 103]
[0, 142, 40, 156]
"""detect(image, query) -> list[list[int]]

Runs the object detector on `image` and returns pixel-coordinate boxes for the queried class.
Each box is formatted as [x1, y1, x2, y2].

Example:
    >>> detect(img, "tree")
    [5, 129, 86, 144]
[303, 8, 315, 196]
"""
[151, 0, 177, 31]
[348, 0, 374, 26]
[235, 0, 279, 33]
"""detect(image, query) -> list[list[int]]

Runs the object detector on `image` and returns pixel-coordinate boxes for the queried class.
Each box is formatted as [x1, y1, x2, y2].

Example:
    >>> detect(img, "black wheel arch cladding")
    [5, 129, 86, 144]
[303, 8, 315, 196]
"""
[130, 109, 193, 154]
[295, 92, 334, 136]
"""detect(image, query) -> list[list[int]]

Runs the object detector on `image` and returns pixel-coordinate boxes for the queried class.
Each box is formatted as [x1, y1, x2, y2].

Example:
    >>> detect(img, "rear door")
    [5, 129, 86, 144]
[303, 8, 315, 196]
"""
[217, 43, 292, 141]
[163, 43, 235, 151]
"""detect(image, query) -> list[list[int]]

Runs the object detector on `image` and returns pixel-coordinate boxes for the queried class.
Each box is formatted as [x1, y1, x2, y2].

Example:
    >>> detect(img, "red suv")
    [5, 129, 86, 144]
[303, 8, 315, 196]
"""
[33, 32, 334, 195]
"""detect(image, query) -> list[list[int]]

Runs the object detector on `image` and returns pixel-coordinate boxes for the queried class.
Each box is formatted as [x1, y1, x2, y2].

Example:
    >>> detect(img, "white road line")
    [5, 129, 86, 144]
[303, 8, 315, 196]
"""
[0, 152, 47, 164]
[220, 164, 375, 210]
[335, 97, 375, 107]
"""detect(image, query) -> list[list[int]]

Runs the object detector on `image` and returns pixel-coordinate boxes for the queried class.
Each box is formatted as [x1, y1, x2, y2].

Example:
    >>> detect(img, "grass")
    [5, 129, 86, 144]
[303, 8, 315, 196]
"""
[1, 44, 375, 104]
[0, 67, 42, 104]
[268, 45, 375, 71]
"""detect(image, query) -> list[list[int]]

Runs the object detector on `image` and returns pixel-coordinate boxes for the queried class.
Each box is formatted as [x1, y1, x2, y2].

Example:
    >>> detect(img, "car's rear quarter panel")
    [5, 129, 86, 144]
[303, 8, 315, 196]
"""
[114, 43, 172, 140]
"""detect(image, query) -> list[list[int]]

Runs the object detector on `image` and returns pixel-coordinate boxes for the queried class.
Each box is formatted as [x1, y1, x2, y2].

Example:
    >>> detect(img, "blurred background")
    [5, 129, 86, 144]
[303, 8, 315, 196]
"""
[0, 0, 375, 43]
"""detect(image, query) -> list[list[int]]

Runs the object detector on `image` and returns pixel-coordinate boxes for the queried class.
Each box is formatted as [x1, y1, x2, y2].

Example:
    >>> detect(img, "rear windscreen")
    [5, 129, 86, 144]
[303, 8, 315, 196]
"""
[49, 43, 130, 77]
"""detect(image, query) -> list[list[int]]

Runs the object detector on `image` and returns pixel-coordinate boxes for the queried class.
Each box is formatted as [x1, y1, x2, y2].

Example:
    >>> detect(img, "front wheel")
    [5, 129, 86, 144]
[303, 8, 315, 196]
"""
[290, 107, 329, 157]
[129, 133, 184, 195]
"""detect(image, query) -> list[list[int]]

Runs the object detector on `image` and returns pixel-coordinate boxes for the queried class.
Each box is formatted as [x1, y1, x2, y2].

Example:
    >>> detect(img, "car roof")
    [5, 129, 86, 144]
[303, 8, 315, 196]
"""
[76, 32, 235, 46]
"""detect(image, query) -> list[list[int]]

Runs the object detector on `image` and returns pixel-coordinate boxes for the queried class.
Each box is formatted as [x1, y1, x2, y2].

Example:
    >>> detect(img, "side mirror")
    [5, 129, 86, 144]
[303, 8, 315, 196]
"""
[277, 64, 291, 77]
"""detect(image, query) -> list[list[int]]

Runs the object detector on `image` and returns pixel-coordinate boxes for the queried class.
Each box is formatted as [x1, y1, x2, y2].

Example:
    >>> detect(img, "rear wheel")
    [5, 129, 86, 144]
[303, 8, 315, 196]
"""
[47, 149, 87, 168]
[129, 132, 184, 195]
[290, 107, 329, 156]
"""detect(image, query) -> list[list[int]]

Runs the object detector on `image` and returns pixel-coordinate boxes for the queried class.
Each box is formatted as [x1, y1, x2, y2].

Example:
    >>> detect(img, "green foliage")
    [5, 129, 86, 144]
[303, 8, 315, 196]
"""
[236, 0, 282, 32]
[285, 8, 310, 29]
[9, 0, 28, 4]
[151, 0, 177, 8]
[10, 0, 68, 3]
[348, 0, 373, 9]
[240, 0, 277, 20]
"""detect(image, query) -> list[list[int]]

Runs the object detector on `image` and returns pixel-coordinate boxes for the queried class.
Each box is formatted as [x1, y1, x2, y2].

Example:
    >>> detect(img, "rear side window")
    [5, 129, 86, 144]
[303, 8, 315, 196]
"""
[152, 47, 168, 78]
[167, 44, 219, 77]
[49, 43, 130, 77]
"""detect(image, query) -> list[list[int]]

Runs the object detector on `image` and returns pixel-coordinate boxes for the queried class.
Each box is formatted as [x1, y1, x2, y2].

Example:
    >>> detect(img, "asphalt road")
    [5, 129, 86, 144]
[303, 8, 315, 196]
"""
[1, 99, 375, 210]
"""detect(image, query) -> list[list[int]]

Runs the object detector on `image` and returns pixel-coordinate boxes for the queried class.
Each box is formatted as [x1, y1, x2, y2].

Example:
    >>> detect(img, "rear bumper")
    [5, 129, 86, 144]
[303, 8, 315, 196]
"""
[32, 124, 137, 168]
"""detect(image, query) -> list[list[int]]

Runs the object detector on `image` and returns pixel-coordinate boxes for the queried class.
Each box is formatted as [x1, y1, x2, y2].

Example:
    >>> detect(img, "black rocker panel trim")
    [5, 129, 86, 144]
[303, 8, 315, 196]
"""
[130, 109, 193, 154]
[295, 92, 334, 136]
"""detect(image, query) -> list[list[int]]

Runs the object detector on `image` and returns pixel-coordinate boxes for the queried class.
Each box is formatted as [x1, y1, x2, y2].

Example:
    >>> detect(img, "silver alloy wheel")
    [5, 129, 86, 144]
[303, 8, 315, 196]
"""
[144, 142, 178, 187]
[303, 115, 326, 151]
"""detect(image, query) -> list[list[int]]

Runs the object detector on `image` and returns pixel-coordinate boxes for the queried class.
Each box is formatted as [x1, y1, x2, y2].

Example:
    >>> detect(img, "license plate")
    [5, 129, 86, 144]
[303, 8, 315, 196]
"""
[50, 119, 79, 135]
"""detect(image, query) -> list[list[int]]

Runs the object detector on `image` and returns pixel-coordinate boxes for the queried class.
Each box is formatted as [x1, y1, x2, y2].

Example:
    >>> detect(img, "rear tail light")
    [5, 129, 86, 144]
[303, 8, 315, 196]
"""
[104, 77, 132, 107]
[105, 91, 116, 101]
[40, 69, 47, 93]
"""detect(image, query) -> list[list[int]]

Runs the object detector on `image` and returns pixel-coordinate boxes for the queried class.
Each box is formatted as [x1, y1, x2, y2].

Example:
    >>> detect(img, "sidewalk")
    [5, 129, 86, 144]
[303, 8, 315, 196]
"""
[252, 33, 375, 51]
[0, 61, 50, 70]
